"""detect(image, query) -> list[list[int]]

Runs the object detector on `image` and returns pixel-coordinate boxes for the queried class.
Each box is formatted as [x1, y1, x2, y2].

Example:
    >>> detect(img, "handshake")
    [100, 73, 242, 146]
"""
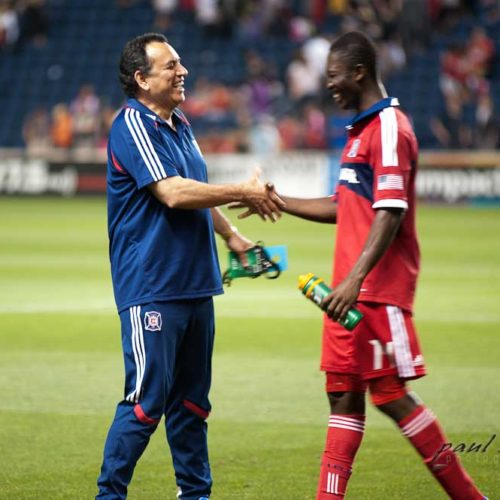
[231, 167, 285, 222]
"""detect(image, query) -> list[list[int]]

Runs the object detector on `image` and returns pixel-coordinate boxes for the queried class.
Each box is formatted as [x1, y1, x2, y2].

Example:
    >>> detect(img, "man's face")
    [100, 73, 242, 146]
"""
[326, 51, 361, 111]
[143, 41, 188, 108]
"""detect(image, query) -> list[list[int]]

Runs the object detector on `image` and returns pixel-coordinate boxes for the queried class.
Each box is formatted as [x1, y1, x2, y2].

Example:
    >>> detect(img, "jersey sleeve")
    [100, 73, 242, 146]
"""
[370, 110, 413, 210]
[113, 108, 179, 189]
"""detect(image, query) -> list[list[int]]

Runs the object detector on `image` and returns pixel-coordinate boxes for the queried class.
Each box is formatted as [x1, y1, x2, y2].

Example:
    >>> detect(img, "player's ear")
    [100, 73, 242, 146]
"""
[135, 70, 150, 92]
[353, 64, 367, 82]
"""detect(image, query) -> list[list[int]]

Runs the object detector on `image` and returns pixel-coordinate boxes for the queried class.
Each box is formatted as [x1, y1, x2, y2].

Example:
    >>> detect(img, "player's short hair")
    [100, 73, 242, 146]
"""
[329, 31, 378, 80]
[119, 33, 169, 97]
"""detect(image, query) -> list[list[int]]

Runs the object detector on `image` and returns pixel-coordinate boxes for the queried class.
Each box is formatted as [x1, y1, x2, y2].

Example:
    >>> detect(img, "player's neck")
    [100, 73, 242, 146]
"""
[137, 95, 175, 123]
[357, 81, 387, 114]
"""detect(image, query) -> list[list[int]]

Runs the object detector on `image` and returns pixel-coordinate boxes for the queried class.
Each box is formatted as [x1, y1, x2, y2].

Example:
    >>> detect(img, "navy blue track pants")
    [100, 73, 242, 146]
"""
[96, 298, 215, 500]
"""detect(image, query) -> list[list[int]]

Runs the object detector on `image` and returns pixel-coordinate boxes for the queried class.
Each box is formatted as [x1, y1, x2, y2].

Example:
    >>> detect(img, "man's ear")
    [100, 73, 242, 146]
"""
[134, 70, 149, 92]
[354, 64, 367, 83]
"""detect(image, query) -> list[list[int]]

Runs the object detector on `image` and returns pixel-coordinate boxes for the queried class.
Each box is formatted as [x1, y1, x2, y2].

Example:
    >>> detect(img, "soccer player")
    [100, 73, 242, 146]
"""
[236, 31, 486, 499]
[96, 33, 284, 500]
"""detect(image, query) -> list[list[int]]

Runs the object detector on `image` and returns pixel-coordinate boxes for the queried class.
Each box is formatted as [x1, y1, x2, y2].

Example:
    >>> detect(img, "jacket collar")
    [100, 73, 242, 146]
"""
[346, 97, 399, 130]
[126, 98, 184, 129]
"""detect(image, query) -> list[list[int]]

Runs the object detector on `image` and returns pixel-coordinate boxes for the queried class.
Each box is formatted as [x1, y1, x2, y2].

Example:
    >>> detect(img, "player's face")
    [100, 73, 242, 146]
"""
[326, 51, 361, 111]
[144, 41, 188, 109]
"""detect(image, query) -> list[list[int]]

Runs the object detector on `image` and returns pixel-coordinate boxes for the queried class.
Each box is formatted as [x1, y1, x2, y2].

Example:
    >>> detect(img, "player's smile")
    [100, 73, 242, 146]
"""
[173, 78, 185, 94]
[329, 85, 352, 109]
[331, 90, 343, 104]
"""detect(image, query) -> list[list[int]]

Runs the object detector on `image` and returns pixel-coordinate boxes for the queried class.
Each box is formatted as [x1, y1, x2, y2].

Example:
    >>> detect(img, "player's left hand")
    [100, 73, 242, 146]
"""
[322, 276, 362, 323]
[226, 231, 254, 268]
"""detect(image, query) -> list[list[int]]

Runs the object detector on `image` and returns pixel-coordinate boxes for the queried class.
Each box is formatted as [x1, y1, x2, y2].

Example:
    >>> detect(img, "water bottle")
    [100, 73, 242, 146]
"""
[298, 273, 363, 331]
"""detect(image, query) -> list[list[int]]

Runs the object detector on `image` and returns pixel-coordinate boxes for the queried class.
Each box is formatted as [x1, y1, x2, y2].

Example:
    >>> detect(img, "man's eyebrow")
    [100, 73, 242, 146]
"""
[165, 57, 180, 66]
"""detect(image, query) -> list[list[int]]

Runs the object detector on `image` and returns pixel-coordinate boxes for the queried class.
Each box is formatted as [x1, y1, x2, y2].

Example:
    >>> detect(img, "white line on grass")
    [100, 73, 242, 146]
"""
[0, 303, 498, 322]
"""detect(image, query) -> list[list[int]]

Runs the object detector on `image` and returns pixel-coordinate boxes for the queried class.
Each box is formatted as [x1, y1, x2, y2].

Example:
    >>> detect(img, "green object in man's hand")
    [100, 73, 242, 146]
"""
[222, 243, 287, 286]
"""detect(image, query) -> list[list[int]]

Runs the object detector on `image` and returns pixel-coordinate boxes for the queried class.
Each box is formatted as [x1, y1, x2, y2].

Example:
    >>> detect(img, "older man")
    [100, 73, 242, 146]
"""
[96, 33, 283, 500]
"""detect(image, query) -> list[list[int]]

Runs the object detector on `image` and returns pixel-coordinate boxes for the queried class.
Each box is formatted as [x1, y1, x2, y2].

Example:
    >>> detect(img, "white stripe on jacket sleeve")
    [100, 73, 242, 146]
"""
[125, 108, 165, 181]
[132, 110, 167, 178]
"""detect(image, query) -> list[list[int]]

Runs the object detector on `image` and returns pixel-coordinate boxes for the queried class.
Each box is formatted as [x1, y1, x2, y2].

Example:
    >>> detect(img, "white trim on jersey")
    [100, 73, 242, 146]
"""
[386, 305, 416, 378]
[124, 108, 160, 181]
[380, 107, 399, 167]
[401, 408, 436, 438]
[372, 199, 408, 210]
[126, 305, 146, 403]
[124, 108, 166, 181]
[133, 110, 167, 178]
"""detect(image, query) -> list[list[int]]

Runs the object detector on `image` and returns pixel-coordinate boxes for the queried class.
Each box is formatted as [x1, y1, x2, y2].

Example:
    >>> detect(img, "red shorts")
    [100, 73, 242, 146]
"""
[321, 302, 426, 381]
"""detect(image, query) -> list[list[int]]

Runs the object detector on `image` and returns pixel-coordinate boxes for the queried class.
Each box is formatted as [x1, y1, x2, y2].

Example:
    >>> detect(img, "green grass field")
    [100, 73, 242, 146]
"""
[0, 197, 499, 499]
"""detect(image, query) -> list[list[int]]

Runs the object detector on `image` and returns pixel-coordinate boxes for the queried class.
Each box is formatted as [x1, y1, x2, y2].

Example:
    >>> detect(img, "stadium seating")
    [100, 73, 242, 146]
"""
[0, 0, 497, 149]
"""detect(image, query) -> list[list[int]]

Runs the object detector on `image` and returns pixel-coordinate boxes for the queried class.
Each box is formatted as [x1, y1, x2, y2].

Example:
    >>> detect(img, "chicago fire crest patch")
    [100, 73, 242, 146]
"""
[144, 311, 162, 332]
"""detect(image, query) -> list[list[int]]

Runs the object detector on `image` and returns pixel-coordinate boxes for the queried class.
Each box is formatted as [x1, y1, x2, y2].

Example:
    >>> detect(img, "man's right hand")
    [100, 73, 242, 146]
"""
[239, 168, 285, 222]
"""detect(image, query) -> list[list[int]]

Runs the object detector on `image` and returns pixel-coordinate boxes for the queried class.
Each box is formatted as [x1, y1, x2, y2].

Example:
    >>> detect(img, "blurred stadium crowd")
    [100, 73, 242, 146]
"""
[1, 0, 498, 154]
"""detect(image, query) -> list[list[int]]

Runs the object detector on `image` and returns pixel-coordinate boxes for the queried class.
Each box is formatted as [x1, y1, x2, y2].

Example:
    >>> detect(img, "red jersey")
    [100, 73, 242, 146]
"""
[332, 97, 420, 312]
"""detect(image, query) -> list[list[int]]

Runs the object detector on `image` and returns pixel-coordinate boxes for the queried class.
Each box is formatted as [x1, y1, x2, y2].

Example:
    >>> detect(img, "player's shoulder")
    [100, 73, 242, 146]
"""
[394, 107, 415, 133]
[371, 105, 416, 141]
[111, 104, 159, 138]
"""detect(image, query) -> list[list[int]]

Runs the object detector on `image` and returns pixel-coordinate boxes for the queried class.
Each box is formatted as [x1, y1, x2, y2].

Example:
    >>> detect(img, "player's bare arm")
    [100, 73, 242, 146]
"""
[210, 207, 253, 267]
[232, 192, 337, 224]
[279, 195, 337, 223]
[148, 168, 286, 221]
[323, 207, 405, 321]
